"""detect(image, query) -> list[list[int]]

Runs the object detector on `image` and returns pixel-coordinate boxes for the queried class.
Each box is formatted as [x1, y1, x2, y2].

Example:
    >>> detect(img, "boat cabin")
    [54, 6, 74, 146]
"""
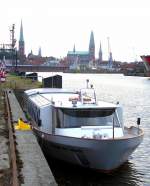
[24, 88, 124, 139]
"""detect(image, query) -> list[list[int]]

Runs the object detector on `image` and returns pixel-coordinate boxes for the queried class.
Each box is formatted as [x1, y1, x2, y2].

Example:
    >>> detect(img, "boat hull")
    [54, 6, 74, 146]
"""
[33, 127, 143, 172]
[141, 55, 150, 76]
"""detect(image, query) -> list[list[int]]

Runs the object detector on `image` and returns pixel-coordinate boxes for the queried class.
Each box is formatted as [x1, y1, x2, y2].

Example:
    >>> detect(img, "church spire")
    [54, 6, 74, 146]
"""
[73, 44, 76, 53]
[99, 42, 103, 63]
[38, 47, 42, 57]
[89, 31, 95, 61]
[19, 20, 24, 42]
[107, 37, 113, 68]
[18, 20, 25, 62]
[89, 31, 95, 48]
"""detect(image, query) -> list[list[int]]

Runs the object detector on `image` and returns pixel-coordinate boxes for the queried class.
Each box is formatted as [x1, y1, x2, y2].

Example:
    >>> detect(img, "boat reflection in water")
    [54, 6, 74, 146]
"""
[24, 81, 144, 172]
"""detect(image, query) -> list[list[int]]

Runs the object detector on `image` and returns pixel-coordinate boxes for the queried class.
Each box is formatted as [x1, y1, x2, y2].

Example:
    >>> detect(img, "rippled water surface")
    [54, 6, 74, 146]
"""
[39, 73, 150, 186]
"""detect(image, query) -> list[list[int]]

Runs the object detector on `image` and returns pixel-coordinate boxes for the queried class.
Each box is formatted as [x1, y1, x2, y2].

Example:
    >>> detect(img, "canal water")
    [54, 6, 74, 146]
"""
[38, 73, 150, 186]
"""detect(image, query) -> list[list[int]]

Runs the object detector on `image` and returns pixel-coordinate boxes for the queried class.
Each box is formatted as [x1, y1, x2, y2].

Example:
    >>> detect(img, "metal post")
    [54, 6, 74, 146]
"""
[52, 76, 53, 88]
[86, 79, 89, 88]
[41, 76, 43, 87]
[137, 118, 141, 134]
[15, 49, 17, 72]
[113, 116, 115, 139]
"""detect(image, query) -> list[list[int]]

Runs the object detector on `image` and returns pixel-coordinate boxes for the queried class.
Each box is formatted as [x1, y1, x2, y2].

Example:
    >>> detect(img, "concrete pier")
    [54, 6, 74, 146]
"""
[0, 93, 10, 184]
[7, 89, 57, 186]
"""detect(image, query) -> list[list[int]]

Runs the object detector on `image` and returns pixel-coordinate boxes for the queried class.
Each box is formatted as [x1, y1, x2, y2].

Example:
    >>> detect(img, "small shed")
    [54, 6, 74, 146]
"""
[26, 72, 38, 81]
[18, 71, 25, 77]
[42, 75, 62, 88]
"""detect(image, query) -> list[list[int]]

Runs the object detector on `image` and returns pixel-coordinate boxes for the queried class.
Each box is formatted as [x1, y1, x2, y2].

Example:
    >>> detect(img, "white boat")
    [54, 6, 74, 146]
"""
[24, 82, 144, 172]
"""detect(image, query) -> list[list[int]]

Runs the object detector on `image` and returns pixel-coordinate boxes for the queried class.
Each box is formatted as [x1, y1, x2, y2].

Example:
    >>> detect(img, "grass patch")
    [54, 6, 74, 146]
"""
[0, 73, 42, 90]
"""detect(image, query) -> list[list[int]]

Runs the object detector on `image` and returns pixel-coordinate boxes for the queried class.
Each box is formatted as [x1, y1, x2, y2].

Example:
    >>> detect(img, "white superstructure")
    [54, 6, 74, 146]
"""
[25, 87, 123, 139]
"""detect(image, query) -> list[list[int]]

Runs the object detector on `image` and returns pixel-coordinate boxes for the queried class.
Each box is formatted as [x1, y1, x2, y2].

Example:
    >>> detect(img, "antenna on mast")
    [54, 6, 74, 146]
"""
[107, 37, 113, 68]
[107, 37, 111, 55]
[10, 24, 16, 49]
[9, 24, 17, 70]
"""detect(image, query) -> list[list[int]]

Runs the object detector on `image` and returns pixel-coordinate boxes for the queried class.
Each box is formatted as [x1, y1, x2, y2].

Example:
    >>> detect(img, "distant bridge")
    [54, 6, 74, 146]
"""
[6, 65, 69, 72]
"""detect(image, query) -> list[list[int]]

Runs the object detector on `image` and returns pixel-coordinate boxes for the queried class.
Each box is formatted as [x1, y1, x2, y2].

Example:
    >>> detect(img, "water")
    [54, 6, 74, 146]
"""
[38, 73, 150, 186]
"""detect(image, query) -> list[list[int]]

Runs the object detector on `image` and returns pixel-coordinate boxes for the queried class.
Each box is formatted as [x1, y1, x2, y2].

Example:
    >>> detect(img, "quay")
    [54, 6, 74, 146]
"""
[6, 64, 69, 73]
[0, 86, 57, 185]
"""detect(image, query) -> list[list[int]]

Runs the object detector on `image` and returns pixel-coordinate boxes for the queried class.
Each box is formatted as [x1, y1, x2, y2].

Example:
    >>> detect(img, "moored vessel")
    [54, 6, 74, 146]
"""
[24, 82, 144, 172]
[141, 55, 150, 76]
[0, 70, 6, 82]
[0, 61, 6, 82]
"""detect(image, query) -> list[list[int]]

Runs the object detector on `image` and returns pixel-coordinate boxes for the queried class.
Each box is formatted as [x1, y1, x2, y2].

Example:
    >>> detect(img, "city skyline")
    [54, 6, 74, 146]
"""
[0, 0, 150, 62]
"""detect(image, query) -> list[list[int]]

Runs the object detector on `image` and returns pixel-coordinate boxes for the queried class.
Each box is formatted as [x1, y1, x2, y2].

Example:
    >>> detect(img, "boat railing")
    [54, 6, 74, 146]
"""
[114, 111, 122, 128]
[80, 88, 97, 104]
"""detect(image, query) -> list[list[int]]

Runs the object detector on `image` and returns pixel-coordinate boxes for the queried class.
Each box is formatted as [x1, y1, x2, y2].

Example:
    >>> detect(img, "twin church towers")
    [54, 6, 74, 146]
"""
[88, 31, 103, 63]
[89, 31, 103, 63]
[67, 31, 103, 65]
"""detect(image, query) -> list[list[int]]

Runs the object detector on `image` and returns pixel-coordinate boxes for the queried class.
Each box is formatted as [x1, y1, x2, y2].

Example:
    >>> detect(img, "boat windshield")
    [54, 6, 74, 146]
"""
[53, 108, 120, 128]
[80, 88, 96, 104]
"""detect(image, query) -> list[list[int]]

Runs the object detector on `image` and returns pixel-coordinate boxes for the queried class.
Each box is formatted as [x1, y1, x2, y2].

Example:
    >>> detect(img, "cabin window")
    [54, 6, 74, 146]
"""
[54, 108, 120, 128]
[27, 100, 41, 126]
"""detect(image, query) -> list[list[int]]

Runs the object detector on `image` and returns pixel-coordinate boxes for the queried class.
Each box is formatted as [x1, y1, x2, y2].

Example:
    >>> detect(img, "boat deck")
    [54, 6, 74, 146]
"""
[54, 126, 143, 140]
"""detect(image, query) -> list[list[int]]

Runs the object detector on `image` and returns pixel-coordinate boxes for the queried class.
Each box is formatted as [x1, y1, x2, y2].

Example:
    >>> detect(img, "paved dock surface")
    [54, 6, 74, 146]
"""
[7, 89, 57, 186]
[7, 89, 26, 122]
[0, 94, 10, 183]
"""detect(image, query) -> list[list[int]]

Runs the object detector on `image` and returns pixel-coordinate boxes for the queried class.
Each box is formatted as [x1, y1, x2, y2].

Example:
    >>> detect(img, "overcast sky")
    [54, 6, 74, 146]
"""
[0, 0, 150, 62]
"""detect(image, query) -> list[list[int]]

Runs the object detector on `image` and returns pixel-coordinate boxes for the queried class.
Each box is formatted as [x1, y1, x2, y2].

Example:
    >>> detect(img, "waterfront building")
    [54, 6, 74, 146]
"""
[27, 49, 44, 65]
